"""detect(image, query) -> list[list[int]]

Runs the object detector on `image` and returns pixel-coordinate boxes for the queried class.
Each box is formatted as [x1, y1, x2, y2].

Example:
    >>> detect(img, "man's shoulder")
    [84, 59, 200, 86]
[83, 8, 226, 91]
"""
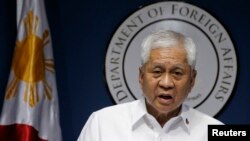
[188, 106, 224, 125]
[94, 100, 140, 117]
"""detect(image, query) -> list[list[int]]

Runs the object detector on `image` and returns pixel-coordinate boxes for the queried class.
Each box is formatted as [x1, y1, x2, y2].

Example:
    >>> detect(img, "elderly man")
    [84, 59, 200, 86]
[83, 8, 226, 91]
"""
[77, 30, 223, 141]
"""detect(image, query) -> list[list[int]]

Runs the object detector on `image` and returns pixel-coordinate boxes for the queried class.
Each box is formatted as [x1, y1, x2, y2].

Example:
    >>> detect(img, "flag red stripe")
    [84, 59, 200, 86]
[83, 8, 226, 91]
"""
[0, 124, 47, 141]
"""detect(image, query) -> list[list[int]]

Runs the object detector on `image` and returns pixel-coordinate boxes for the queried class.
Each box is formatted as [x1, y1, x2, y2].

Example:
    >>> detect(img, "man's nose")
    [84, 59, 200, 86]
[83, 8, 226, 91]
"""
[159, 73, 174, 89]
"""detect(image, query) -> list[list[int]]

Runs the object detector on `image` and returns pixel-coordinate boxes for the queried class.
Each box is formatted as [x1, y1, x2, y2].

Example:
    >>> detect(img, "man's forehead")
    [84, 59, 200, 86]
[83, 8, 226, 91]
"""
[147, 61, 189, 69]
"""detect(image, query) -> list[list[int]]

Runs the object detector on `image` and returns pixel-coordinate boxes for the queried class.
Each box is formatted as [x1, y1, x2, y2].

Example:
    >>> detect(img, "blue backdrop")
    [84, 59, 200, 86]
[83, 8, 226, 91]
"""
[0, 0, 250, 141]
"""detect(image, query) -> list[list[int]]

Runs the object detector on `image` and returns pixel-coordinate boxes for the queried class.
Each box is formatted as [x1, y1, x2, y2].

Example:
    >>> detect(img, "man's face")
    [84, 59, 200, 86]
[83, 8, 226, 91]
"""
[139, 45, 196, 115]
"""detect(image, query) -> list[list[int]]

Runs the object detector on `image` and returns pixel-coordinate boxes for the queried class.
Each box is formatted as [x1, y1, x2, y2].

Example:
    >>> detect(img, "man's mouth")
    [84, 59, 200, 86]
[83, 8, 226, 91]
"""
[159, 94, 173, 100]
[158, 94, 174, 104]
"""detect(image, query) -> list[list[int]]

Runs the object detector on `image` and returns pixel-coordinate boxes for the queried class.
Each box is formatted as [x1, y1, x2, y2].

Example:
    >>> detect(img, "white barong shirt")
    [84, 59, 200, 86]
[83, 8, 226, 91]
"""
[77, 98, 223, 141]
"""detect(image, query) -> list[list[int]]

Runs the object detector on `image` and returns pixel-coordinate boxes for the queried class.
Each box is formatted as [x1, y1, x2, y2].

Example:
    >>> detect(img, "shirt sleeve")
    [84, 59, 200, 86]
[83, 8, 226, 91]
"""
[77, 112, 100, 141]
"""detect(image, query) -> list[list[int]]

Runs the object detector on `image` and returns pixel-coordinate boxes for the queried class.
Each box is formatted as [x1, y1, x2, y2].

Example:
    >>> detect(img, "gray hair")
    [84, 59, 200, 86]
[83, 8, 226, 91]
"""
[141, 30, 197, 68]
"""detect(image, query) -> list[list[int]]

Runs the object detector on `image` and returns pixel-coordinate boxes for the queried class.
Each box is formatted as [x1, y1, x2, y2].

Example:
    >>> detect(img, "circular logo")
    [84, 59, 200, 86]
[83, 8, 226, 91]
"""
[105, 1, 237, 117]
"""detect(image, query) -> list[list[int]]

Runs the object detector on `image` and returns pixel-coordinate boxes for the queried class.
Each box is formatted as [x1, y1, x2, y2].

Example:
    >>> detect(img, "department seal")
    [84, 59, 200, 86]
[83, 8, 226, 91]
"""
[105, 1, 237, 116]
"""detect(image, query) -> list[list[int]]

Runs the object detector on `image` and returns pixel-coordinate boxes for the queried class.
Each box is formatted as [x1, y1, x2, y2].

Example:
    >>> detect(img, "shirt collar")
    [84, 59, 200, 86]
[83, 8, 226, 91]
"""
[131, 98, 192, 133]
[179, 104, 192, 133]
[131, 98, 148, 130]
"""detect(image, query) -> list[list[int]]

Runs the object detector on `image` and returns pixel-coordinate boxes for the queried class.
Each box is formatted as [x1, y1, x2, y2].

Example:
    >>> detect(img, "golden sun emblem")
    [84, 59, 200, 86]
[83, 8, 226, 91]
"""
[5, 10, 54, 107]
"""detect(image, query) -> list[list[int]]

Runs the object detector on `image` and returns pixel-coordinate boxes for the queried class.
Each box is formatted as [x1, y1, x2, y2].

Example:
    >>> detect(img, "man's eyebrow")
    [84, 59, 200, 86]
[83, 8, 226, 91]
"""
[151, 63, 164, 68]
[172, 64, 186, 69]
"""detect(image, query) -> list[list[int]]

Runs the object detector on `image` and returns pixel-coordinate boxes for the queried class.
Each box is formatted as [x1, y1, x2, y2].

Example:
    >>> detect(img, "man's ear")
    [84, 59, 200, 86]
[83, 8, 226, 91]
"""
[191, 69, 197, 88]
[139, 67, 144, 85]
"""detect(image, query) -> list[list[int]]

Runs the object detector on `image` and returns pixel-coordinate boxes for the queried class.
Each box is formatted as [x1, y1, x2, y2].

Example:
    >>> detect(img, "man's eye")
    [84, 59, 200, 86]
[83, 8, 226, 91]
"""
[173, 71, 183, 77]
[154, 70, 161, 74]
[175, 71, 182, 75]
[152, 69, 162, 77]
